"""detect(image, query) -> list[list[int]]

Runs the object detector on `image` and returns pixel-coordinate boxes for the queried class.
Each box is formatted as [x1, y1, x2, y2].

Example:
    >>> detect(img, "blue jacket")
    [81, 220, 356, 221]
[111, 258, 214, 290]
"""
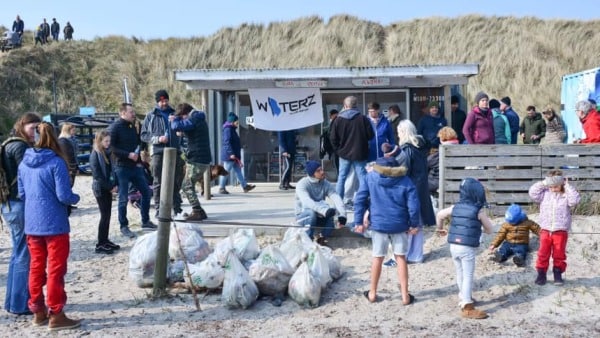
[221, 121, 241, 161]
[367, 115, 396, 162]
[354, 163, 420, 234]
[171, 111, 212, 164]
[503, 107, 520, 144]
[417, 114, 447, 150]
[18, 148, 80, 236]
[447, 178, 487, 247]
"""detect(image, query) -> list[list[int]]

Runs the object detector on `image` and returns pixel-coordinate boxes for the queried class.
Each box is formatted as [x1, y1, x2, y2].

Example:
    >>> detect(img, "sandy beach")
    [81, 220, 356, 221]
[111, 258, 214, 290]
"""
[1, 175, 600, 337]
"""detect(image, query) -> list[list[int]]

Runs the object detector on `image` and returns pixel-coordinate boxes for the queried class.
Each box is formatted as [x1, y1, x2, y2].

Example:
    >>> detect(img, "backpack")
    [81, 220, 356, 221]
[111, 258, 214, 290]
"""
[0, 137, 27, 207]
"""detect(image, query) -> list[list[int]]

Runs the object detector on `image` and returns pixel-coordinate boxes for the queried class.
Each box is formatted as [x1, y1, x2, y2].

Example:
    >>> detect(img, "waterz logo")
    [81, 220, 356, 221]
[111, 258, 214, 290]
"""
[256, 94, 317, 117]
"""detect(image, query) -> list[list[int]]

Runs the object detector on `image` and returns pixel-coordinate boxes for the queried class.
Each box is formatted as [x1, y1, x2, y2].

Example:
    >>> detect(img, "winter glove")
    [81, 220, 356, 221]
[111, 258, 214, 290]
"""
[338, 216, 347, 226]
[325, 208, 336, 218]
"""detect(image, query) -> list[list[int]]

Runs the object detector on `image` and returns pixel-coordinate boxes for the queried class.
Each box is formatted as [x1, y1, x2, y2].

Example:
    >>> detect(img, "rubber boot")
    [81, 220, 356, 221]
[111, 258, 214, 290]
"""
[534, 268, 547, 285]
[48, 311, 81, 331]
[553, 267, 564, 286]
[461, 303, 488, 319]
[31, 311, 48, 327]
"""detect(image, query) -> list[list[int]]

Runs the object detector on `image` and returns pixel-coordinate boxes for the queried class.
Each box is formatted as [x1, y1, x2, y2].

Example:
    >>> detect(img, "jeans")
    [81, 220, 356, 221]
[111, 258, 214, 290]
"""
[115, 165, 151, 227]
[336, 157, 367, 200]
[296, 208, 334, 239]
[2, 200, 30, 314]
[450, 244, 477, 307]
[219, 160, 248, 188]
[497, 242, 529, 261]
[27, 234, 70, 314]
[405, 230, 424, 263]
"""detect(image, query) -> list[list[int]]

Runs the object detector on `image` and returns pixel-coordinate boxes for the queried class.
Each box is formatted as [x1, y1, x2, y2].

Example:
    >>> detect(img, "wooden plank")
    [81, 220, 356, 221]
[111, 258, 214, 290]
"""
[444, 157, 540, 166]
[443, 144, 540, 156]
[540, 144, 600, 156]
[541, 156, 600, 167]
[444, 168, 542, 180]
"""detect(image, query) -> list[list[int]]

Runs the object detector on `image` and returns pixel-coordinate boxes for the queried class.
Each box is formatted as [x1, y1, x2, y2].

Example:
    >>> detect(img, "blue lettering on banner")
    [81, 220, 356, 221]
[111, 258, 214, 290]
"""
[255, 94, 317, 117]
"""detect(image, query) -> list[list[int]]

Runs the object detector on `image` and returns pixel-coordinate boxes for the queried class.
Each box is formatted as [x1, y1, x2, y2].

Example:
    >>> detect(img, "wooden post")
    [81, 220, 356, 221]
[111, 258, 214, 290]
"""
[153, 147, 176, 297]
[204, 165, 211, 200]
[439, 144, 446, 210]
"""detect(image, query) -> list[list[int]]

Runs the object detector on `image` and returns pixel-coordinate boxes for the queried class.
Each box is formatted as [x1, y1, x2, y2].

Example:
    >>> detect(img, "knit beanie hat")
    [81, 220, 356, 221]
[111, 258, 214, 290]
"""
[305, 160, 322, 177]
[155, 89, 169, 102]
[474, 91, 489, 104]
[500, 96, 511, 106]
[505, 204, 526, 224]
[489, 99, 501, 109]
[544, 175, 564, 187]
[227, 112, 239, 122]
[428, 101, 439, 109]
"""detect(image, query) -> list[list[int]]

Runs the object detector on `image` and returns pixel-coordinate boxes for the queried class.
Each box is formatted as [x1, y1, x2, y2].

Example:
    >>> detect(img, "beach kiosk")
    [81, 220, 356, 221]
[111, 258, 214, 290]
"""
[174, 64, 478, 182]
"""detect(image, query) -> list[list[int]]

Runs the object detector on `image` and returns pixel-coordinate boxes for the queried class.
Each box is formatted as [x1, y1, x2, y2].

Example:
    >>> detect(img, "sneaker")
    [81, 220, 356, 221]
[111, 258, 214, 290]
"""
[95, 243, 115, 254]
[219, 188, 230, 194]
[278, 185, 288, 191]
[243, 184, 256, 193]
[142, 221, 158, 231]
[285, 184, 295, 190]
[513, 256, 525, 267]
[120, 227, 137, 239]
[383, 258, 397, 267]
[105, 240, 121, 250]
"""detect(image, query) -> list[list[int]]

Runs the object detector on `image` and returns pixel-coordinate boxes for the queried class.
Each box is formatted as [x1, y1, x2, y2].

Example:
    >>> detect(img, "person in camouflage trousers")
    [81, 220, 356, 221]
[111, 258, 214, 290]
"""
[170, 103, 211, 221]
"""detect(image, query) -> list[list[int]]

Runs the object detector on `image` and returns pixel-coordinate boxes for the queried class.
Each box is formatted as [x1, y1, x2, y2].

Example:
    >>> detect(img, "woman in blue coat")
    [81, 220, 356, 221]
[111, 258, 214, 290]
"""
[218, 113, 255, 194]
[395, 120, 436, 264]
[18, 122, 81, 330]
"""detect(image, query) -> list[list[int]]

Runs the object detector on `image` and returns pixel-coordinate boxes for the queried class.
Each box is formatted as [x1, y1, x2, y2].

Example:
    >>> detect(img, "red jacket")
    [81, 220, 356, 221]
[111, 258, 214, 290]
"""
[581, 109, 600, 143]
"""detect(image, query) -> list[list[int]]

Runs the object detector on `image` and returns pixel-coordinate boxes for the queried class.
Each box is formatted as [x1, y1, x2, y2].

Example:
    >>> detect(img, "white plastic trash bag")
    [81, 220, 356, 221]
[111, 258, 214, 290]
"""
[185, 254, 225, 289]
[282, 227, 313, 246]
[307, 247, 332, 290]
[214, 229, 261, 266]
[279, 234, 309, 269]
[129, 232, 159, 288]
[319, 246, 343, 280]
[169, 224, 211, 264]
[249, 245, 295, 296]
[288, 258, 321, 308]
[222, 251, 259, 309]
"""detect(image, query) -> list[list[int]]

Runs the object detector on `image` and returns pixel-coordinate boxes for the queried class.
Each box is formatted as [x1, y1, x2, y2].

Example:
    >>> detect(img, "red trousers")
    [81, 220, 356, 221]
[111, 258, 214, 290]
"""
[535, 230, 568, 272]
[27, 234, 70, 314]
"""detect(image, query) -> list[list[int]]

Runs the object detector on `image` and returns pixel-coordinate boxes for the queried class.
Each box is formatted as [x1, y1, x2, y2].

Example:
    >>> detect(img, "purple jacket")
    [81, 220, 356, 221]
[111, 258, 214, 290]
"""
[463, 106, 494, 144]
[528, 181, 580, 232]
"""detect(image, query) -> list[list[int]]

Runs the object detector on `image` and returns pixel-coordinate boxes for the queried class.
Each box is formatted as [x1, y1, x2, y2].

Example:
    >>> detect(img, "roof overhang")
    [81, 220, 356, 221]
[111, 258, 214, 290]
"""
[174, 64, 479, 91]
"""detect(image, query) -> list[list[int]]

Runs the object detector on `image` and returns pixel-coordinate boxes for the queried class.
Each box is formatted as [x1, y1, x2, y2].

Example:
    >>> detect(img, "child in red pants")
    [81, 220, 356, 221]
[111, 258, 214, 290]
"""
[528, 170, 580, 285]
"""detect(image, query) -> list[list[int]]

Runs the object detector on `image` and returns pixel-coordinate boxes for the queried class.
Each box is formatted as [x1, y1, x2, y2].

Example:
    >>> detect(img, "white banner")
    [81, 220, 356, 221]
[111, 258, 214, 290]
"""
[248, 88, 323, 131]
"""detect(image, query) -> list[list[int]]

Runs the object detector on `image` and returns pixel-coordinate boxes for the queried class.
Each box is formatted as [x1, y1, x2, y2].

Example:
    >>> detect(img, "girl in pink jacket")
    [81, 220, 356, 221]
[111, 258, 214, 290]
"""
[528, 169, 580, 286]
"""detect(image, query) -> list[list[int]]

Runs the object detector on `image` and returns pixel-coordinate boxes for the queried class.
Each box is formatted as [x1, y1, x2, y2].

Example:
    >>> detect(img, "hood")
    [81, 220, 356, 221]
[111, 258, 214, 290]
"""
[505, 204, 526, 224]
[492, 108, 503, 117]
[222, 121, 237, 129]
[22, 148, 59, 168]
[458, 177, 488, 210]
[338, 108, 362, 119]
[371, 164, 407, 187]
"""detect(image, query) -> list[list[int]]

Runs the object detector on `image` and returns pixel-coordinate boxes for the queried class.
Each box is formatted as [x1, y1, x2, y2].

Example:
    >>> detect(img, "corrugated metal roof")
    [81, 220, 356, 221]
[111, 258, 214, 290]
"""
[174, 64, 479, 90]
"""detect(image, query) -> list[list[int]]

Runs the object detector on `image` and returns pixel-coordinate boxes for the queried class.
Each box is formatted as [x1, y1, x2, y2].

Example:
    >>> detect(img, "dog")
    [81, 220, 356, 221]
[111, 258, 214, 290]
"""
[198, 164, 229, 195]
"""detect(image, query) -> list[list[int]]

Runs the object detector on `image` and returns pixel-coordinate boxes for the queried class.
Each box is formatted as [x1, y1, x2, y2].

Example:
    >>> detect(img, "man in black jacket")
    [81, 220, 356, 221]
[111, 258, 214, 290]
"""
[110, 103, 156, 238]
[329, 96, 374, 201]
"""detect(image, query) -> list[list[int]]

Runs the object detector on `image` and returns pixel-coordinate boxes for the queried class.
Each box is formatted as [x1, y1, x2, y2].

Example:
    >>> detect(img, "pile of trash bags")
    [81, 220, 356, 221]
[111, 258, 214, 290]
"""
[128, 225, 342, 309]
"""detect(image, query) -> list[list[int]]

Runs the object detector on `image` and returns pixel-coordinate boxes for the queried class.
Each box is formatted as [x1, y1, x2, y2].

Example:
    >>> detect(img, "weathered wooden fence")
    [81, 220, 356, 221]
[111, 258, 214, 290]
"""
[438, 144, 600, 215]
